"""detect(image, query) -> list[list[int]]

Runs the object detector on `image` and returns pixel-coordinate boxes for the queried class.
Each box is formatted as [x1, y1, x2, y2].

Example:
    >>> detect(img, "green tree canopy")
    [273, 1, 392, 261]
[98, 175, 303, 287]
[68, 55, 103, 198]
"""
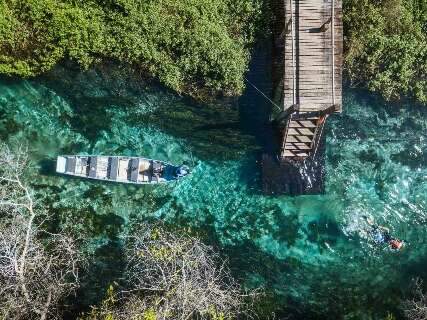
[0, 0, 262, 99]
[344, 0, 427, 104]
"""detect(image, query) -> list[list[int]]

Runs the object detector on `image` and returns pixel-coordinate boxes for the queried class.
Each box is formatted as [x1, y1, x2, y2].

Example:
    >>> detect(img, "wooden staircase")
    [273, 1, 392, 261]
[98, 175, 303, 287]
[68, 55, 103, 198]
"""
[281, 114, 325, 159]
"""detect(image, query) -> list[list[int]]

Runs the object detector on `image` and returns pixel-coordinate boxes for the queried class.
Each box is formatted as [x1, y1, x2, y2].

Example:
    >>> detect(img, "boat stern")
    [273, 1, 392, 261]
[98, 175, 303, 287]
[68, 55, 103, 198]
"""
[56, 156, 67, 173]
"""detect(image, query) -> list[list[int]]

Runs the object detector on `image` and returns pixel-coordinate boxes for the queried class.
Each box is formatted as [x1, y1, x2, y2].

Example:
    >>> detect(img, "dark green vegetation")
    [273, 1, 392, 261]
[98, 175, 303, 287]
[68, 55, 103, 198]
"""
[1, 0, 426, 104]
[0, 0, 263, 99]
[344, 0, 427, 104]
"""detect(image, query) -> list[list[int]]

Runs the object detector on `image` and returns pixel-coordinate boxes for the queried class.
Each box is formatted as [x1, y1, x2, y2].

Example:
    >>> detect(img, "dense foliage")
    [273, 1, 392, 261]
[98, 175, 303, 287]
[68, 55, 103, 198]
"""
[0, 0, 262, 98]
[344, 0, 427, 104]
[81, 223, 250, 320]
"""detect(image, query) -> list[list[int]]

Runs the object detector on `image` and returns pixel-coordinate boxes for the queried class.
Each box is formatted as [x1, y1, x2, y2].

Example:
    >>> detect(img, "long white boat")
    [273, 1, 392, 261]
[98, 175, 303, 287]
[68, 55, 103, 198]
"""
[56, 155, 189, 184]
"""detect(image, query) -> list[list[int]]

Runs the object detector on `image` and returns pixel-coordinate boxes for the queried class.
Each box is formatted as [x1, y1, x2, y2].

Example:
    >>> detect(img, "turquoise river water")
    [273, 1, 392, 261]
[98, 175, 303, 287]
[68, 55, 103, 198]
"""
[0, 50, 426, 319]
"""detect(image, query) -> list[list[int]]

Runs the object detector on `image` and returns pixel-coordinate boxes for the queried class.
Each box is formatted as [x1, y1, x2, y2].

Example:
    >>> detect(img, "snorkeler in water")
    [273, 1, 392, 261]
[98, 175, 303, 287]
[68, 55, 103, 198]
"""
[363, 216, 404, 250]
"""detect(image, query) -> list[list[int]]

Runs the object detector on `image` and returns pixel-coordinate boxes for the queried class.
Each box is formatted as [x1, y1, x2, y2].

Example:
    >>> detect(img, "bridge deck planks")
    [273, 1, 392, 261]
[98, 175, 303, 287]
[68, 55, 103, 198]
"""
[282, 0, 343, 113]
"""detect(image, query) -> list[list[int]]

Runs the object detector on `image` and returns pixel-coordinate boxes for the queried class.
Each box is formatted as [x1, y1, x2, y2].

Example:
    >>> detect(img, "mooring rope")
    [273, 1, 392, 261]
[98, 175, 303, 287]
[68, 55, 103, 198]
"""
[244, 77, 282, 112]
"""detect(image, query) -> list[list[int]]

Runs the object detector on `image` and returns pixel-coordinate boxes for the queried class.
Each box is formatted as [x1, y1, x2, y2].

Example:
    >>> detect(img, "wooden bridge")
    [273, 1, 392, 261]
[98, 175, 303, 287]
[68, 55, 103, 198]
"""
[262, 0, 342, 194]
[273, 0, 343, 160]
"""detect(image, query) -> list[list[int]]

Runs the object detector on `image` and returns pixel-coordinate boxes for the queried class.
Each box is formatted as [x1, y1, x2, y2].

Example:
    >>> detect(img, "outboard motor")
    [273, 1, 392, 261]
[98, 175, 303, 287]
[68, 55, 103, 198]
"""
[175, 165, 190, 177]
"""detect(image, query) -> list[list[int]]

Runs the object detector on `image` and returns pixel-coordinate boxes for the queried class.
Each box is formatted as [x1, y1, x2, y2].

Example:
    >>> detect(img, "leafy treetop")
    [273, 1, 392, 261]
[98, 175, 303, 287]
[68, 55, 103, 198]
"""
[344, 0, 427, 104]
[0, 0, 263, 99]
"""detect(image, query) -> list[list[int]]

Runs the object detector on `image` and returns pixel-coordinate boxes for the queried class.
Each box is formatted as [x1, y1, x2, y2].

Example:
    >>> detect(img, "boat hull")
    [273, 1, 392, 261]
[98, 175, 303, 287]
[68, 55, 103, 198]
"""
[56, 155, 184, 184]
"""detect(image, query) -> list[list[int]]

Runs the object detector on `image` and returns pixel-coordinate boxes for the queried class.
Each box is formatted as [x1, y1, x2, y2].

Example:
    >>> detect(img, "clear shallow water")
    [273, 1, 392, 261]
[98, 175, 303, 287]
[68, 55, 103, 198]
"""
[0, 58, 426, 319]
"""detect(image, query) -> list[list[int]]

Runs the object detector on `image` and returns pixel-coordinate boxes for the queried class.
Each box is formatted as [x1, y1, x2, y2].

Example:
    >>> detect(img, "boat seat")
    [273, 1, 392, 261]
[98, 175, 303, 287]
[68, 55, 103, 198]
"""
[80, 158, 90, 175]
[139, 160, 151, 182]
[89, 157, 98, 178]
[130, 158, 139, 182]
[97, 157, 109, 178]
[66, 157, 76, 173]
[118, 159, 129, 180]
[108, 157, 119, 180]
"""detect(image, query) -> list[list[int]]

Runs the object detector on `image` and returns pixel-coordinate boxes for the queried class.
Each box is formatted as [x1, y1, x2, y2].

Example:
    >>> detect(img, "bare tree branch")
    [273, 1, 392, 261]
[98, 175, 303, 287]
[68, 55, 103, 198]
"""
[404, 278, 427, 320]
[83, 223, 258, 320]
[0, 144, 84, 320]
[121, 223, 256, 319]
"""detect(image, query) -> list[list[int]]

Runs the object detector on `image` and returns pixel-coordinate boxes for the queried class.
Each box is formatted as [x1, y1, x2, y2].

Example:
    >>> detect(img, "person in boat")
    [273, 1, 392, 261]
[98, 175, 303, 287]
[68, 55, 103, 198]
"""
[152, 162, 164, 181]
[363, 216, 404, 250]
